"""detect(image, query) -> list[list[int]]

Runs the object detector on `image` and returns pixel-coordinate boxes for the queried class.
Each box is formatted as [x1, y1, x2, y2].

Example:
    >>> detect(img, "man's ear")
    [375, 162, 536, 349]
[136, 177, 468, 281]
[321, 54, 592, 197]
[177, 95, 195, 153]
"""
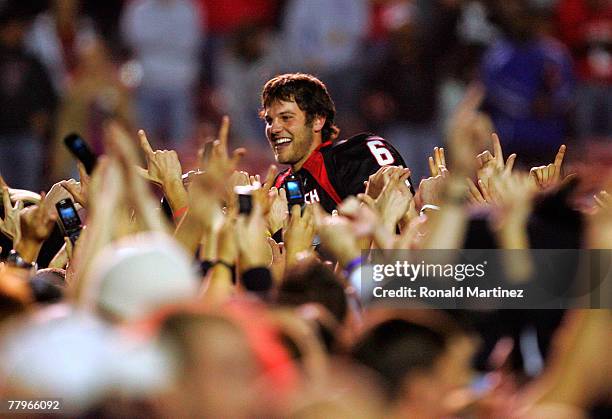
[312, 115, 326, 133]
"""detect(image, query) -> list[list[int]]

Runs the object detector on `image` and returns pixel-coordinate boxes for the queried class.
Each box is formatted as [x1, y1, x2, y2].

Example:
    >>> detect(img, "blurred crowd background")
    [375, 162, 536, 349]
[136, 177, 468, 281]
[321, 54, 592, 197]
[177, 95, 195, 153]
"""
[1, 0, 611, 190]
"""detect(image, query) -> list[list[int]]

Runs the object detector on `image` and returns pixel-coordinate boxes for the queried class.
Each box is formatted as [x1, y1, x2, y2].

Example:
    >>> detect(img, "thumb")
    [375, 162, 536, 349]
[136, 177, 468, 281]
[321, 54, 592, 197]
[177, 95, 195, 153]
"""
[64, 236, 74, 259]
[504, 154, 517, 175]
[135, 166, 158, 183]
[357, 193, 376, 208]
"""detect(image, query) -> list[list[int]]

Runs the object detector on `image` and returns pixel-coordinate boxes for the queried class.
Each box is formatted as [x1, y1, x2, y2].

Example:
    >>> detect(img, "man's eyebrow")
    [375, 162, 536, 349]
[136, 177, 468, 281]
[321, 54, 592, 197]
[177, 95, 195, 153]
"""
[264, 110, 295, 119]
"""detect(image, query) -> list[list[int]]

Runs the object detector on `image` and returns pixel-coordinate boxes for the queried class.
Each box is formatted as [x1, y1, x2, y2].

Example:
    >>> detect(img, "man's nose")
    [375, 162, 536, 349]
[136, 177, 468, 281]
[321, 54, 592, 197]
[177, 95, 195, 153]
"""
[270, 120, 282, 134]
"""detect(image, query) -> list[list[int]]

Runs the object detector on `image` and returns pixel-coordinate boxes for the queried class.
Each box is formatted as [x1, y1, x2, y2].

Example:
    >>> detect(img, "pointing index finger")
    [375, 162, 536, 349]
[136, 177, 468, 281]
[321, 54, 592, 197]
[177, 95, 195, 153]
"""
[554, 144, 566, 169]
[428, 156, 436, 176]
[138, 129, 154, 156]
[2, 186, 11, 214]
[218, 115, 230, 150]
[491, 133, 503, 162]
[438, 147, 446, 167]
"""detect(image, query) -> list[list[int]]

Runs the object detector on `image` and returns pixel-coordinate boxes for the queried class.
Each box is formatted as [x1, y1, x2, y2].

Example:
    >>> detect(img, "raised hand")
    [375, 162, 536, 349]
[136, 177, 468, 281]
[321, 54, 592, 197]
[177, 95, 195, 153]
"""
[19, 193, 58, 243]
[364, 165, 395, 199]
[313, 203, 360, 268]
[173, 170, 224, 256]
[465, 175, 506, 206]
[251, 164, 278, 215]
[284, 204, 316, 267]
[226, 170, 253, 212]
[45, 178, 79, 222]
[418, 166, 450, 207]
[489, 173, 537, 253]
[594, 190, 610, 210]
[61, 162, 90, 208]
[477, 177, 501, 205]
[266, 186, 288, 234]
[428, 146, 447, 177]
[105, 122, 169, 233]
[14, 192, 58, 263]
[137, 129, 188, 213]
[446, 84, 492, 175]
[490, 173, 536, 227]
[476, 133, 516, 184]
[67, 157, 125, 299]
[235, 201, 272, 270]
[205, 116, 246, 180]
[137, 130, 183, 186]
[84, 156, 121, 214]
[228, 170, 251, 190]
[340, 195, 393, 249]
[0, 174, 40, 204]
[466, 177, 487, 205]
[339, 196, 379, 238]
[185, 171, 225, 233]
[375, 168, 414, 232]
[530, 145, 567, 190]
[267, 237, 286, 284]
[0, 186, 24, 244]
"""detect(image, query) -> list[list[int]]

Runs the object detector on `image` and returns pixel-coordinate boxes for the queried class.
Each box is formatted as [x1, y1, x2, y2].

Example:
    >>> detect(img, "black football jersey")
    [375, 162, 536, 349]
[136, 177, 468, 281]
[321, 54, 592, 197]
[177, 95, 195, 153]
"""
[274, 133, 408, 212]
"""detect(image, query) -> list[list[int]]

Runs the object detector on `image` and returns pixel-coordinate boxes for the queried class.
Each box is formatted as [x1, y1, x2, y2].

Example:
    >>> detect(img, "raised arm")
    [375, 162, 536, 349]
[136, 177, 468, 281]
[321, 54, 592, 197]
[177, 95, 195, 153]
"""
[136, 129, 189, 217]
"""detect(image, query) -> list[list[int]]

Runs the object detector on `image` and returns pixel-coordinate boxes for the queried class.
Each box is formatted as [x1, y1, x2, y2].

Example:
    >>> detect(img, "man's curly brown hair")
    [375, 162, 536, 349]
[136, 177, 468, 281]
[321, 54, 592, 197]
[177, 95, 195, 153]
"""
[261, 73, 340, 141]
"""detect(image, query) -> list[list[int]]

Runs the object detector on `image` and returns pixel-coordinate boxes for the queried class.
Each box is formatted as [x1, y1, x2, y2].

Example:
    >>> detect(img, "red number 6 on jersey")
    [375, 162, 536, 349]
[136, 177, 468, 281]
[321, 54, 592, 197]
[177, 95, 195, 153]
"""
[366, 140, 395, 166]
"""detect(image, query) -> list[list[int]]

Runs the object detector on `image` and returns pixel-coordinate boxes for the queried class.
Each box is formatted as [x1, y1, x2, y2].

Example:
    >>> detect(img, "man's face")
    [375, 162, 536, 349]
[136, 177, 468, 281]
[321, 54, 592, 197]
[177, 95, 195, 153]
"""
[264, 99, 321, 168]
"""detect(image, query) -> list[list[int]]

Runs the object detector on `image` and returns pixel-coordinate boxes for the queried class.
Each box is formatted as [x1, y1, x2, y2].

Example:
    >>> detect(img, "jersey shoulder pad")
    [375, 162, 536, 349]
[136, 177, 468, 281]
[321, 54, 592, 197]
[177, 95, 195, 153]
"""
[325, 133, 406, 198]
[328, 132, 406, 167]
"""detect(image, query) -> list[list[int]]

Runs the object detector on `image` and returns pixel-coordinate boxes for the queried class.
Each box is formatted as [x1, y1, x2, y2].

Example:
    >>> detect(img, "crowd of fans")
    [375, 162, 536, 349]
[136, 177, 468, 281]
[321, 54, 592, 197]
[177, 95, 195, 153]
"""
[1, 0, 611, 187]
[0, 0, 611, 418]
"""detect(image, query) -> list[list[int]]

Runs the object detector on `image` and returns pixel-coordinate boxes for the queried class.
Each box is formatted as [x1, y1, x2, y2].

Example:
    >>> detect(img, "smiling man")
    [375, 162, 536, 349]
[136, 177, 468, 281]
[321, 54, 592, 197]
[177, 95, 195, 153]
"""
[261, 73, 407, 212]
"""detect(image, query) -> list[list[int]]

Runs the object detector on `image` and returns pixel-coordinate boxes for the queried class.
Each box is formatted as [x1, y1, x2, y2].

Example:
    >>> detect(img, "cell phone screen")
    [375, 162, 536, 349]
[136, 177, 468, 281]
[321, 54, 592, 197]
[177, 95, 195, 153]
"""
[59, 206, 78, 222]
[56, 199, 82, 232]
[286, 180, 303, 201]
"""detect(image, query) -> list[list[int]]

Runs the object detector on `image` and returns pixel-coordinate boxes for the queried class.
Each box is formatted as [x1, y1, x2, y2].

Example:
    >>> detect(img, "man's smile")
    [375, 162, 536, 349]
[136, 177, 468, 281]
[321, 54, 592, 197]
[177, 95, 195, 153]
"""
[272, 136, 293, 152]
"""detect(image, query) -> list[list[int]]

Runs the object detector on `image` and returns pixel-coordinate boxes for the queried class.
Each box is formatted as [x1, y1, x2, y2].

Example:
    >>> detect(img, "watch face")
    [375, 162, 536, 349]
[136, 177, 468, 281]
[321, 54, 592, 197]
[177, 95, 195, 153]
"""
[7, 250, 35, 270]
[7, 250, 20, 264]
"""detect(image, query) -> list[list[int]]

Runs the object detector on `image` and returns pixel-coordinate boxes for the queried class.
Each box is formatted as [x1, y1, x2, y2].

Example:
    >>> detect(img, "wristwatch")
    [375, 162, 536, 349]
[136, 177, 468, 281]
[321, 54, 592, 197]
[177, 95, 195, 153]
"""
[6, 249, 38, 270]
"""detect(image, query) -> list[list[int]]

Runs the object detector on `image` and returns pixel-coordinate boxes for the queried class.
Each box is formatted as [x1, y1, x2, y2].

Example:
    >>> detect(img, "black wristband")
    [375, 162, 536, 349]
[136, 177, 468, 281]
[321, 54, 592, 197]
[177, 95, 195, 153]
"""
[199, 260, 213, 278]
[241, 267, 272, 293]
[213, 260, 236, 284]
[7, 249, 37, 270]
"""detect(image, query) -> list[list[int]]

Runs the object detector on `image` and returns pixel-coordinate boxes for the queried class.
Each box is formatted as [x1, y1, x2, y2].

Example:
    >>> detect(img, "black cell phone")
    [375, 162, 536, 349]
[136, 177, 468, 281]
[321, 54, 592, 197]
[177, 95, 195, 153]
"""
[63, 133, 97, 174]
[234, 184, 259, 215]
[237, 193, 253, 215]
[284, 174, 305, 208]
[56, 198, 82, 244]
